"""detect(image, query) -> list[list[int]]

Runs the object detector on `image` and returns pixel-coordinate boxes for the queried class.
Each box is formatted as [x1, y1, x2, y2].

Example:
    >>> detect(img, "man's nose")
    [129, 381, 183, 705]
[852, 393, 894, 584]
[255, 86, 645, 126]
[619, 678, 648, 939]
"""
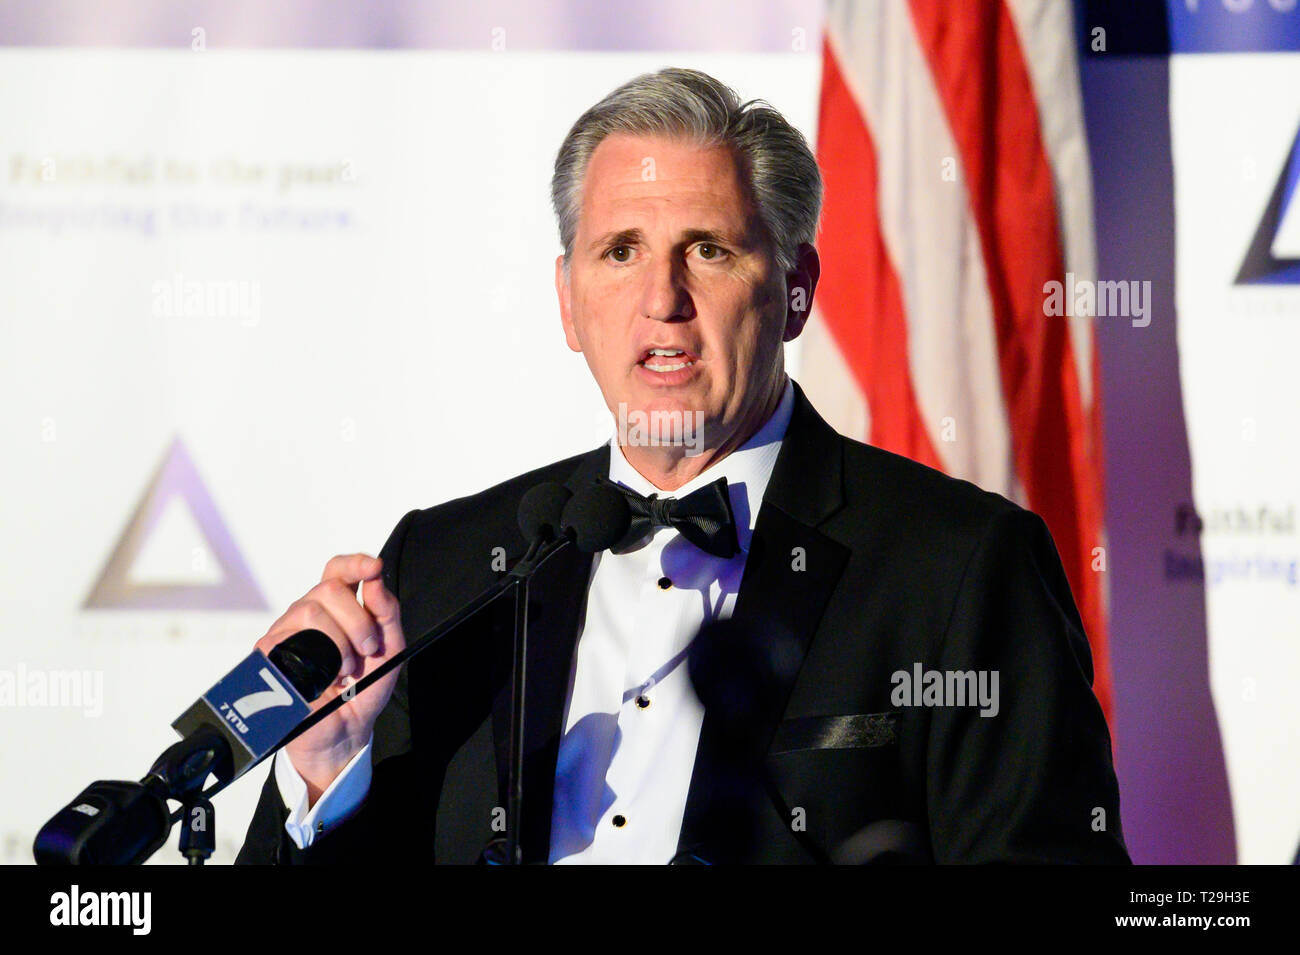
[638, 255, 694, 322]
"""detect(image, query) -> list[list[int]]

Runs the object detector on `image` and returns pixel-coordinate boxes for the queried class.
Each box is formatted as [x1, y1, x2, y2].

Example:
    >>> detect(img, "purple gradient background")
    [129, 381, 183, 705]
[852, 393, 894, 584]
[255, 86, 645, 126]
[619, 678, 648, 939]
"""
[0, 0, 823, 51]
[1081, 55, 1234, 863]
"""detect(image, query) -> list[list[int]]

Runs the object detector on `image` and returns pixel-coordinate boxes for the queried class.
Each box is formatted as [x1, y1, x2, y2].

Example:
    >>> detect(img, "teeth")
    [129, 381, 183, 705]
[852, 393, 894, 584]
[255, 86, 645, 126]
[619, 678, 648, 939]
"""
[644, 348, 692, 371]
[641, 348, 693, 372]
[645, 361, 690, 372]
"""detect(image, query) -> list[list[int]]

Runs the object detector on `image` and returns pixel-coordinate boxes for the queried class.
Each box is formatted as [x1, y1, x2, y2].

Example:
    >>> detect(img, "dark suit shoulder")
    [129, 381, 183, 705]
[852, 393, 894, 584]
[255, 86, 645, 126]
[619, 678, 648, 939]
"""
[836, 434, 1023, 546]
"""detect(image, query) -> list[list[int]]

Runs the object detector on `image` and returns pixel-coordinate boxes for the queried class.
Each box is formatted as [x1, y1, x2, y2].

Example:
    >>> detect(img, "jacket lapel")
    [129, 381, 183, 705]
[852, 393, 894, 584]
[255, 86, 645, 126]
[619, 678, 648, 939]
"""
[674, 384, 851, 862]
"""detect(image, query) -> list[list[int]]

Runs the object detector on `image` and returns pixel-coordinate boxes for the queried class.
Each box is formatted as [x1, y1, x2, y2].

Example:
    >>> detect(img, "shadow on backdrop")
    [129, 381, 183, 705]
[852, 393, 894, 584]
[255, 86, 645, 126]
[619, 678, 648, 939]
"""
[1079, 0, 1236, 863]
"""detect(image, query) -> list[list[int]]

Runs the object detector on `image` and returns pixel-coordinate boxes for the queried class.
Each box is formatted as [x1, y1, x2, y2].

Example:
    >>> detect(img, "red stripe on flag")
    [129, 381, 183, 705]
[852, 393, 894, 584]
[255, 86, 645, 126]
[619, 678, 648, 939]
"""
[905, 0, 1112, 721]
[815, 38, 945, 471]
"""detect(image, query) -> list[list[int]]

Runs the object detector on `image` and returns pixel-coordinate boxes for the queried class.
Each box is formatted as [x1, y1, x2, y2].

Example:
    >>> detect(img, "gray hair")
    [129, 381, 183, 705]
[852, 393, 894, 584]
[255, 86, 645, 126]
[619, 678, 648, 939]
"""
[550, 67, 822, 274]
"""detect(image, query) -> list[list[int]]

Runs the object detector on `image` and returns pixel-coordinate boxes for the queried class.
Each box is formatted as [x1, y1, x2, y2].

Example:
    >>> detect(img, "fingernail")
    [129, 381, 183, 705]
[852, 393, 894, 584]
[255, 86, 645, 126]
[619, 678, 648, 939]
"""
[360, 636, 379, 656]
[339, 656, 357, 678]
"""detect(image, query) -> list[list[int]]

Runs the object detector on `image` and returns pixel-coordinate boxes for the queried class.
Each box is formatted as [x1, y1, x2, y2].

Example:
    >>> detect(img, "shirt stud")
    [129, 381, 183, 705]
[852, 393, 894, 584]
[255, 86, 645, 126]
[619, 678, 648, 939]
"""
[657, 576, 672, 590]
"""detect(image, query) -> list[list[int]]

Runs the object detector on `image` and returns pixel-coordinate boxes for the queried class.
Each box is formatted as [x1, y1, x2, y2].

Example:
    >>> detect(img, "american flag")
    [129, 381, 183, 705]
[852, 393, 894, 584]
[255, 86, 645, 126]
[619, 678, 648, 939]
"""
[802, 0, 1113, 723]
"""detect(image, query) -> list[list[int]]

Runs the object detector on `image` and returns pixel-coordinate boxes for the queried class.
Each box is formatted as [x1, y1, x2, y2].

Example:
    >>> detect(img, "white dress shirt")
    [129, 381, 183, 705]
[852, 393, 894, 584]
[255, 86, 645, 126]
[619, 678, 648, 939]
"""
[275, 379, 795, 862]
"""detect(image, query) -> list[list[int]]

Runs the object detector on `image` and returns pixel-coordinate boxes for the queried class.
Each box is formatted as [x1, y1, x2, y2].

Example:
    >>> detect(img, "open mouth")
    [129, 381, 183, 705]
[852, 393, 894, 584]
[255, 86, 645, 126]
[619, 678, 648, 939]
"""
[639, 347, 697, 372]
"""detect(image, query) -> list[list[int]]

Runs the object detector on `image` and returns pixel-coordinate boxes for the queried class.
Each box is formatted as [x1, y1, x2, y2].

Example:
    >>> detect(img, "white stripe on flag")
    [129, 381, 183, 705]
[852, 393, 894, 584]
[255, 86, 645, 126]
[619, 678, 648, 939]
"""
[1006, 0, 1098, 412]
[797, 306, 872, 441]
[825, 1, 1015, 494]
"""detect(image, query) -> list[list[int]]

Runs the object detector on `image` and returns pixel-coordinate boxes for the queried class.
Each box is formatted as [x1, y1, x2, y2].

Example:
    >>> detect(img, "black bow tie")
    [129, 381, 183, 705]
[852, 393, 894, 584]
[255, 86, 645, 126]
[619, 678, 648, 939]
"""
[602, 476, 741, 559]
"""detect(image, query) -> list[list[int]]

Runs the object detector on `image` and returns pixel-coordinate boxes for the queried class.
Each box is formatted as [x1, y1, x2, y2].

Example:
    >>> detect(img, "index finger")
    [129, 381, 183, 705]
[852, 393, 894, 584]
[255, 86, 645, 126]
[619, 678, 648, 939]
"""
[320, 553, 383, 586]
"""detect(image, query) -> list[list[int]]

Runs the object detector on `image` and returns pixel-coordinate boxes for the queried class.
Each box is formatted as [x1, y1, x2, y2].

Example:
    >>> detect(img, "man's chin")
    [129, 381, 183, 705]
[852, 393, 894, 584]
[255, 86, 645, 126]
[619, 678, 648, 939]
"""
[621, 393, 709, 421]
[609, 387, 714, 456]
[620, 373, 709, 413]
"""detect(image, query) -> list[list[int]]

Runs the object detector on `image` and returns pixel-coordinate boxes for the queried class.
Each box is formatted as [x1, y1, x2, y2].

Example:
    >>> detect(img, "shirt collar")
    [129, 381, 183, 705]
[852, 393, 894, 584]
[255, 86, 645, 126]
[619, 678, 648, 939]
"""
[605, 377, 795, 554]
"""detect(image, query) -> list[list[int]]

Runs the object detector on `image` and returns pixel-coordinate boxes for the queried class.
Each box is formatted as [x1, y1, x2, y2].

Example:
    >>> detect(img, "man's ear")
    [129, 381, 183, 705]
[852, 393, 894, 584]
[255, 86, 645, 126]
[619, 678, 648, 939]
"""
[555, 254, 582, 352]
[782, 242, 821, 343]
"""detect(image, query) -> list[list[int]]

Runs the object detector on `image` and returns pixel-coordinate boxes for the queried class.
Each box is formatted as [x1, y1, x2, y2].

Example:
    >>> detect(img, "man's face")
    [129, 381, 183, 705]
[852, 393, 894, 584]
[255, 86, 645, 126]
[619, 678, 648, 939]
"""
[555, 133, 806, 456]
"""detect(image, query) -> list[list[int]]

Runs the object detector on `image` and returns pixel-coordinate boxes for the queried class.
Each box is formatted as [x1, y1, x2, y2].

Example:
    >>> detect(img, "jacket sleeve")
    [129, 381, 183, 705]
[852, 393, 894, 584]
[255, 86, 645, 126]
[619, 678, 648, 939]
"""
[235, 509, 421, 865]
[923, 507, 1130, 864]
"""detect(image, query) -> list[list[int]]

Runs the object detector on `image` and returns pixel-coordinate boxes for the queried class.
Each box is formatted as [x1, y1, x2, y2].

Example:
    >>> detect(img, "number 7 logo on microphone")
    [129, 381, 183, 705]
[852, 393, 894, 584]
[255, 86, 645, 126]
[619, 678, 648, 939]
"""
[171, 650, 312, 779]
[232, 668, 294, 719]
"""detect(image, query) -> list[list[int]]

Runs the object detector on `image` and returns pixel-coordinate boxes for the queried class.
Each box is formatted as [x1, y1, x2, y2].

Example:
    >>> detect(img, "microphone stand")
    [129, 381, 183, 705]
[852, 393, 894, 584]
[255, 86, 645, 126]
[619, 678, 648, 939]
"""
[505, 565, 529, 864]
[496, 527, 574, 865]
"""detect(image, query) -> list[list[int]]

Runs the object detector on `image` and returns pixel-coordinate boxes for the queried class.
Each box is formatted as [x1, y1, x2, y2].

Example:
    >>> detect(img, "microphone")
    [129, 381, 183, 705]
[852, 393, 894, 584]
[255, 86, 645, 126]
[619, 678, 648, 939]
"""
[33, 629, 341, 865]
[169, 628, 341, 784]
[508, 480, 630, 580]
[560, 480, 631, 553]
[33, 779, 171, 866]
[517, 482, 572, 545]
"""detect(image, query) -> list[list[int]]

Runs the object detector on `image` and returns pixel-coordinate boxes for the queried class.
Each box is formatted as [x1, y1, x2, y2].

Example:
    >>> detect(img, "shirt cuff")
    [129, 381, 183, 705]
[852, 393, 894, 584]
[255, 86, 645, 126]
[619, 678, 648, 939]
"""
[275, 736, 373, 850]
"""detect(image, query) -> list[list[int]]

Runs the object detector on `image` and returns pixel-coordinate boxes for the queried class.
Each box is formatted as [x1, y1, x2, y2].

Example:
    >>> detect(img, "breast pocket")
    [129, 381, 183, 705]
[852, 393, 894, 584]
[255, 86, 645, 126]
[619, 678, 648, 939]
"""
[765, 712, 910, 857]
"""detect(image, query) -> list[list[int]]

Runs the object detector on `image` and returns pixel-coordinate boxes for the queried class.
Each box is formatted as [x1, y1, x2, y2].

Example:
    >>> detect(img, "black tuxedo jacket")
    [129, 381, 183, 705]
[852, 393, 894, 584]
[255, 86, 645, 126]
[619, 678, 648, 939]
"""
[237, 383, 1129, 865]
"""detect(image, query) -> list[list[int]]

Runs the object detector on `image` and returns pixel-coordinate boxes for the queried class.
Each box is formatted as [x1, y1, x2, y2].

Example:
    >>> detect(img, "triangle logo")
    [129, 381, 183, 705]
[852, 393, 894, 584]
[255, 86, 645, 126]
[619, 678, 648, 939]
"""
[83, 436, 269, 611]
[1235, 124, 1300, 285]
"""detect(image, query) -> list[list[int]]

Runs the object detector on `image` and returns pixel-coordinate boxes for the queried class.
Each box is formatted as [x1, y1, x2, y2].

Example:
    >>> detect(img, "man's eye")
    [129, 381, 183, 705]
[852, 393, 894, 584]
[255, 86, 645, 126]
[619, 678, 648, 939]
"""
[695, 243, 727, 261]
[606, 245, 633, 263]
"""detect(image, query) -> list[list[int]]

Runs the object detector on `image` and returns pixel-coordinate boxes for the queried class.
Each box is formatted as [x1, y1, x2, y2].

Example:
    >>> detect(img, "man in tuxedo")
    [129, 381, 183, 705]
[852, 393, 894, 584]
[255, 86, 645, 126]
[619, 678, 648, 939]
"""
[237, 68, 1128, 865]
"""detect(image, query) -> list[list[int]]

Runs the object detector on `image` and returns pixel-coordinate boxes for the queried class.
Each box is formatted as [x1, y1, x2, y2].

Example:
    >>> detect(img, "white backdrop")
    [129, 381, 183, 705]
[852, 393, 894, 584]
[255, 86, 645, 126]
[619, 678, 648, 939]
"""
[0, 50, 819, 863]
[1171, 52, 1300, 863]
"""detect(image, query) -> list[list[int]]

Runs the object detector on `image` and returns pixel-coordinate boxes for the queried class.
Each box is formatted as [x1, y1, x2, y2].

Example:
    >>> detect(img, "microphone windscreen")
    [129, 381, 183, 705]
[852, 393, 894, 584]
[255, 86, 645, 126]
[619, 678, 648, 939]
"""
[561, 481, 632, 553]
[267, 628, 342, 702]
[518, 482, 573, 544]
[833, 820, 933, 865]
[688, 617, 801, 743]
